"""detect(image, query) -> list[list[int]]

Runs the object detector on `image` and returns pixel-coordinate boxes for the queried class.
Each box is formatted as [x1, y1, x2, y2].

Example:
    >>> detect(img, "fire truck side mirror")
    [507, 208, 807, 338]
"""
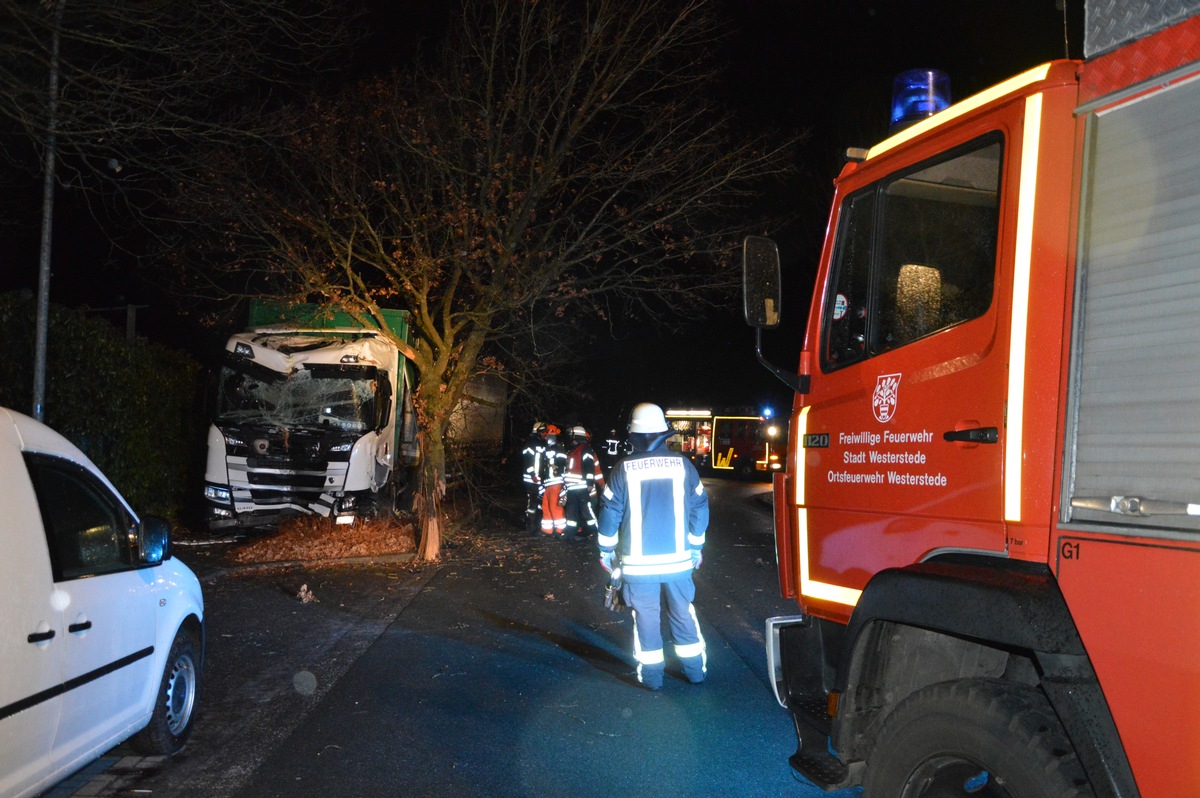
[743, 236, 782, 329]
[742, 236, 809, 395]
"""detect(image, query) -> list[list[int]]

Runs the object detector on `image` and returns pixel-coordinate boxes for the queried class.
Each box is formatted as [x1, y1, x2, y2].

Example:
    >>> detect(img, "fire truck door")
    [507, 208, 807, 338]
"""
[796, 135, 1011, 605]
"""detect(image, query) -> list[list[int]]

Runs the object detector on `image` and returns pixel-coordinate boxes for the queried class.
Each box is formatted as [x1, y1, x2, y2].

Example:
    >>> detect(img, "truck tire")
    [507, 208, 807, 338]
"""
[862, 678, 1093, 798]
[378, 467, 415, 516]
[130, 627, 200, 756]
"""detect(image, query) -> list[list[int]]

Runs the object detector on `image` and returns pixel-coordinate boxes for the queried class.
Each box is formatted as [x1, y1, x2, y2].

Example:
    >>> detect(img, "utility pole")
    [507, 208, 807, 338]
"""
[33, 0, 66, 421]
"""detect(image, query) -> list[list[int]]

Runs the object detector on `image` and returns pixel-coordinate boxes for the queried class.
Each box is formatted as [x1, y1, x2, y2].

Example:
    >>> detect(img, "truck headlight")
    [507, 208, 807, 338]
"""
[205, 484, 232, 504]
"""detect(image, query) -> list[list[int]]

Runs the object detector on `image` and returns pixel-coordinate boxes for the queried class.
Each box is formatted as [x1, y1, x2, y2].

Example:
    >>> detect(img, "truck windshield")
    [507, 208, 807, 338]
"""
[215, 362, 382, 433]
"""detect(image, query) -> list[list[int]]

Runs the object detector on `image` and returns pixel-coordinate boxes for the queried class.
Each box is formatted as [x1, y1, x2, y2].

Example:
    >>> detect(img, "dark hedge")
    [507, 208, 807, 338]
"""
[0, 292, 204, 519]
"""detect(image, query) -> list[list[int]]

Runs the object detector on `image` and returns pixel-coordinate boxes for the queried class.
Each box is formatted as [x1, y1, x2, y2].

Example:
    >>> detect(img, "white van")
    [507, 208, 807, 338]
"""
[0, 407, 204, 798]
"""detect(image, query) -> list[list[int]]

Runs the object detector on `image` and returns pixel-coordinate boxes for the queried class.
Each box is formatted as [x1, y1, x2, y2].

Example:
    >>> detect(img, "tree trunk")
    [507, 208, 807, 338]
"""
[414, 429, 447, 561]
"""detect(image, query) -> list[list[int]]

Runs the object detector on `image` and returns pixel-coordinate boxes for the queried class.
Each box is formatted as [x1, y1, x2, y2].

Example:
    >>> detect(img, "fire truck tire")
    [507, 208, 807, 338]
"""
[862, 678, 1093, 798]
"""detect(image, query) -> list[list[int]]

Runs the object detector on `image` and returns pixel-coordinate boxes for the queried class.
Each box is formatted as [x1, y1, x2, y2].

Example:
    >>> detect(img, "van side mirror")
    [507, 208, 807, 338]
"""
[140, 516, 172, 564]
[743, 236, 782, 329]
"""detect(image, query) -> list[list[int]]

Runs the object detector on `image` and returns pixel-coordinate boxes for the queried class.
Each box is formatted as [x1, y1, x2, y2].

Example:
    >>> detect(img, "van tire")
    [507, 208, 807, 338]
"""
[862, 678, 1093, 798]
[130, 627, 200, 756]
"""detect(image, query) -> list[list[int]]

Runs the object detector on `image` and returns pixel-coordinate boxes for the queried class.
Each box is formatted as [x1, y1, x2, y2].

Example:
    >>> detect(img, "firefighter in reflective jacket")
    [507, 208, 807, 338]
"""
[563, 425, 603, 540]
[539, 424, 568, 536]
[521, 422, 547, 534]
[598, 403, 709, 690]
[600, 428, 632, 479]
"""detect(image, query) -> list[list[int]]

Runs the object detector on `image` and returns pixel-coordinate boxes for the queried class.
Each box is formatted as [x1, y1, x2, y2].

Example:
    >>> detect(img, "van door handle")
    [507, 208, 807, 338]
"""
[27, 629, 56, 644]
[68, 620, 93, 634]
[943, 427, 998, 444]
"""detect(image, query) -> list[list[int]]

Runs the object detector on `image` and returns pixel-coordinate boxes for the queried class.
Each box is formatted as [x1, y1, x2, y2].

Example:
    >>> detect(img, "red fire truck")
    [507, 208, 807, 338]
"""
[663, 407, 786, 478]
[743, 3, 1200, 796]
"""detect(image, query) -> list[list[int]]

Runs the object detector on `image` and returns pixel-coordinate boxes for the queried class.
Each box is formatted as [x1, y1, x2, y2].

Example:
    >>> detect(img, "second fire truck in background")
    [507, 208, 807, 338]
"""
[664, 407, 786, 479]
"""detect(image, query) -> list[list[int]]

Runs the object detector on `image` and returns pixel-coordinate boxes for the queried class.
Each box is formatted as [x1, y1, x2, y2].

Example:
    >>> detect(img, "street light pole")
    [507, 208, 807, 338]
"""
[33, 0, 66, 422]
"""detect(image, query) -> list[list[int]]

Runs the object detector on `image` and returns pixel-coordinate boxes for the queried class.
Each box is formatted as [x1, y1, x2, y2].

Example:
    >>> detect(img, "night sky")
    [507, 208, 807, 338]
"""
[2, 0, 1086, 428]
[589, 0, 1085, 426]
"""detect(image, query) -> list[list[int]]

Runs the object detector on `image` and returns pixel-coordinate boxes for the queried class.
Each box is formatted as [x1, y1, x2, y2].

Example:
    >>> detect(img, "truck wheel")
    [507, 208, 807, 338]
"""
[377, 468, 415, 516]
[863, 678, 1092, 798]
[130, 627, 200, 756]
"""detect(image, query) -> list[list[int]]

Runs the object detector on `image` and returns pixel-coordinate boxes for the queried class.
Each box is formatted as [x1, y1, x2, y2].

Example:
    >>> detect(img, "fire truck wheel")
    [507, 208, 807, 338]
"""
[862, 678, 1093, 798]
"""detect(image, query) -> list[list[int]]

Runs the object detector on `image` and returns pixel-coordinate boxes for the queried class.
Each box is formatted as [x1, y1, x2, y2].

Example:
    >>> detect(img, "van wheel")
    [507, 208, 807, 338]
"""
[863, 679, 1093, 798]
[130, 627, 200, 756]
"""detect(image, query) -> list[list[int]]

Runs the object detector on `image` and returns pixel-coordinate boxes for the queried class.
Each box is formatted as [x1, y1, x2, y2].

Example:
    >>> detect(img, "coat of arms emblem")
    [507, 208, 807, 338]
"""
[872, 373, 901, 423]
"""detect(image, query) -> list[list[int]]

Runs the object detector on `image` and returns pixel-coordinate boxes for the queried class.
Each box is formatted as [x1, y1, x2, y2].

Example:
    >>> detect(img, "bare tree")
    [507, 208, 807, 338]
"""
[0, 0, 358, 196]
[173, 0, 802, 560]
[0, 0, 361, 418]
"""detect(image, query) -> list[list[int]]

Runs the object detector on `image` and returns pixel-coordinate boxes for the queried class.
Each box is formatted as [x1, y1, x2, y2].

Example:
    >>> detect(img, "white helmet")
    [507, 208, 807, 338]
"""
[628, 403, 668, 434]
[569, 425, 589, 440]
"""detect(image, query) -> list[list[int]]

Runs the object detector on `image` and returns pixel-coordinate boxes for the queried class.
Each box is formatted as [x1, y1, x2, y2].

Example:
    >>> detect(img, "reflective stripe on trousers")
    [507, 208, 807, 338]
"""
[624, 576, 706, 686]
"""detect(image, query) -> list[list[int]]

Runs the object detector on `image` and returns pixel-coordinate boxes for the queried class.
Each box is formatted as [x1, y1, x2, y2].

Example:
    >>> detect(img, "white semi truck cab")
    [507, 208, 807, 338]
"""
[203, 303, 419, 529]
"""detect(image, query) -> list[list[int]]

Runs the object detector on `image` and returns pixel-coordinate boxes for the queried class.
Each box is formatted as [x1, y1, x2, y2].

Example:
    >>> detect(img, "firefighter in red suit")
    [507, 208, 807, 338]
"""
[562, 425, 603, 540]
[539, 424, 568, 536]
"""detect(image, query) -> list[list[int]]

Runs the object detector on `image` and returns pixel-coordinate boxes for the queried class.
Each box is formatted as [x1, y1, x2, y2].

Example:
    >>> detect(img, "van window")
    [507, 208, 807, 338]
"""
[24, 454, 135, 581]
[822, 136, 1003, 370]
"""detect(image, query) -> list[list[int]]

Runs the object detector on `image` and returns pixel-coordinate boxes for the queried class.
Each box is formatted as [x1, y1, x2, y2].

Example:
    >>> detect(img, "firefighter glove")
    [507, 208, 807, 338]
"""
[558, 489, 568, 507]
[690, 550, 703, 570]
[599, 551, 615, 572]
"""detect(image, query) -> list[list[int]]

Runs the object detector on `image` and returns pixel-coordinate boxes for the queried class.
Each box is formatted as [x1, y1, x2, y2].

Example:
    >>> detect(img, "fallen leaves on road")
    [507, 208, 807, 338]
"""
[230, 516, 416, 564]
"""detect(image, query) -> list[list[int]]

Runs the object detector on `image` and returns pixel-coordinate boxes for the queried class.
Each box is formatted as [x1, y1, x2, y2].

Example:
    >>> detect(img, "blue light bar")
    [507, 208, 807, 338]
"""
[890, 69, 951, 131]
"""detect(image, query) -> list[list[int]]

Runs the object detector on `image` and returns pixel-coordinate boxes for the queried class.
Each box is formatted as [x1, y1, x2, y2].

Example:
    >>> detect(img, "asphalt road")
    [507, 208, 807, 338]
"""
[49, 479, 860, 798]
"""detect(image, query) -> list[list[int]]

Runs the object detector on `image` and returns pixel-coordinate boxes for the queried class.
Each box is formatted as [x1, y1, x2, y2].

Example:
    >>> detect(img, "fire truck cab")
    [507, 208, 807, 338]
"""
[745, 3, 1200, 796]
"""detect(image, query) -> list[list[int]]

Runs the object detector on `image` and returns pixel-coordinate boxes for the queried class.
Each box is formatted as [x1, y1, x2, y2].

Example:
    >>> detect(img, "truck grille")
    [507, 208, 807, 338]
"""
[215, 425, 359, 518]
